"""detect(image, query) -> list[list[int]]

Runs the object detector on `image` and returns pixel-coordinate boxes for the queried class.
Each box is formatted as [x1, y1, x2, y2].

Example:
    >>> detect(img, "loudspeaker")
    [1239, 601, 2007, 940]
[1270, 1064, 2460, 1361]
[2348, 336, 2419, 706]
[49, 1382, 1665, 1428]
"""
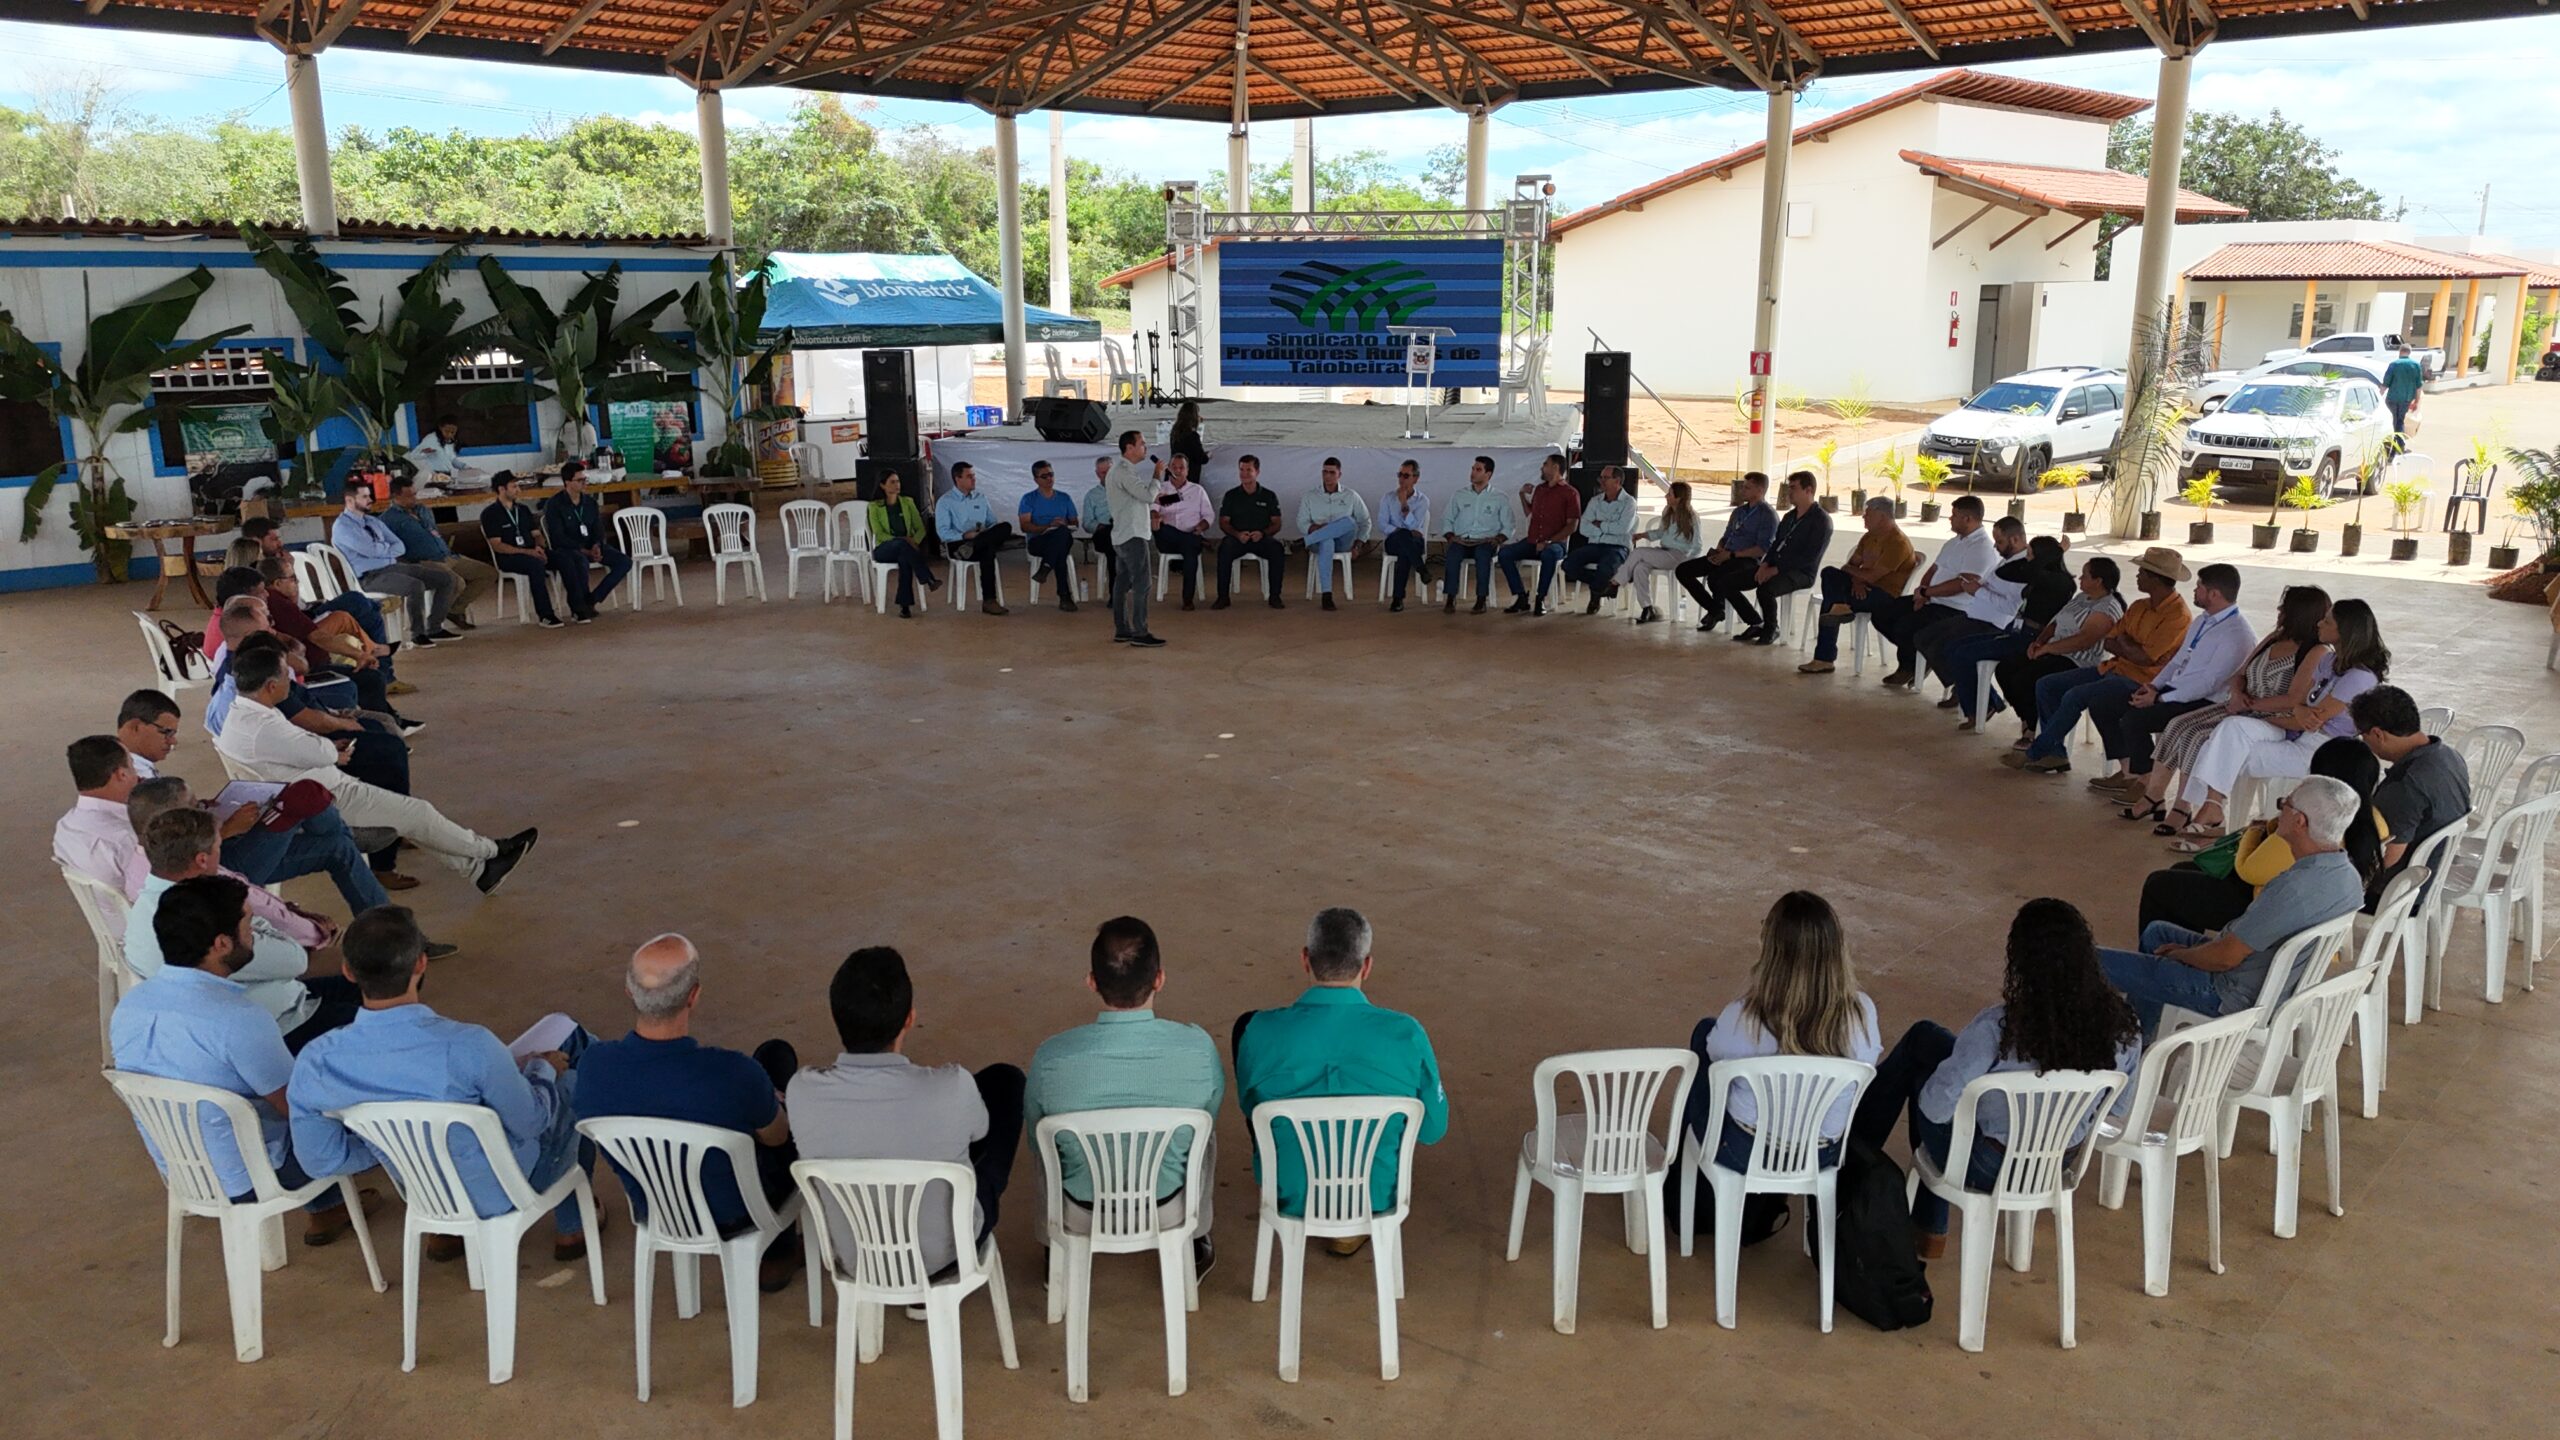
[863, 350, 921, 461]
[1033, 396, 1112, 445]
[1581, 351, 1630, 471]
[854, 456, 926, 501]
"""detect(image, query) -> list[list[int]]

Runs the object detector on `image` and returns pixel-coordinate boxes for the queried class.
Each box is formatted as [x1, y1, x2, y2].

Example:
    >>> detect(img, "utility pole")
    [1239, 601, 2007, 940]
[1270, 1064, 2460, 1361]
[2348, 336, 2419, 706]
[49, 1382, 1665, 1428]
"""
[2476, 183, 2490, 236]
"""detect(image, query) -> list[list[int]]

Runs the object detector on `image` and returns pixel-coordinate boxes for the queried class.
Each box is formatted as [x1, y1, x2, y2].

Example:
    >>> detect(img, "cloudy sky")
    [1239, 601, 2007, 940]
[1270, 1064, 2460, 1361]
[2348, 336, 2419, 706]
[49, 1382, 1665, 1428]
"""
[4, 13, 2555, 247]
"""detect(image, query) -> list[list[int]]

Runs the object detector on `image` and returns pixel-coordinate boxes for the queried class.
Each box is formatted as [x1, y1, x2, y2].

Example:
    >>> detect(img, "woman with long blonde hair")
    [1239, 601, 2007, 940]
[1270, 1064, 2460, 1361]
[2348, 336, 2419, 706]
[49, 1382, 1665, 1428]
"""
[1671, 891, 1884, 1242]
[1611, 479, 1703, 624]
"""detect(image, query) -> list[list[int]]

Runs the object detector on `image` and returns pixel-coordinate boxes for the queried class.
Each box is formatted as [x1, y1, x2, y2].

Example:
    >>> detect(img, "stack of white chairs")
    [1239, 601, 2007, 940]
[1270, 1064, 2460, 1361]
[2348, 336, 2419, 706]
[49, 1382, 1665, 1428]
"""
[331, 1100, 606, 1385]
[793, 1158, 1019, 1440]
[1908, 1069, 2126, 1351]
[704, 504, 768, 605]
[1679, 1056, 1872, 1332]
[577, 1116, 820, 1408]
[1506, 1049, 1695, 1334]
[615, 506, 684, 609]
[1034, 1108, 1212, 1401]
[780, 500, 832, 600]
[1250, 1096, 1421, 1382]
[103, 1071, 387, 1363]
[2095, 1009, 2259, 1296]
[63, 864, 138, 1065]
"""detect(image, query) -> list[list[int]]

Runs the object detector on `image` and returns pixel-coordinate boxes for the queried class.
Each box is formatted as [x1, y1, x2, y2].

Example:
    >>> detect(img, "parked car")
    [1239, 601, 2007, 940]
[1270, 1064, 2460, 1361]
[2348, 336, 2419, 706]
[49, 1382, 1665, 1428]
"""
[2259, 330, 2442, 378]
[2195, 353, 2392, 414]
[1919, 365, 2126, 491]
[2180, 374, 2393, 495]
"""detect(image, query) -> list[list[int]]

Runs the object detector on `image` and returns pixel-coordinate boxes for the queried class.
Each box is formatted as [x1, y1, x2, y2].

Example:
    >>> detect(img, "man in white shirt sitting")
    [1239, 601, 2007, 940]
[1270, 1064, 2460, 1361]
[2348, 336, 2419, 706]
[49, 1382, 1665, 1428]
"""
[1873, 494, 1995, 690]
[215, 645, 537, 896]
[1909, 514, 2029, 693]
[126, 806, 363, 1052]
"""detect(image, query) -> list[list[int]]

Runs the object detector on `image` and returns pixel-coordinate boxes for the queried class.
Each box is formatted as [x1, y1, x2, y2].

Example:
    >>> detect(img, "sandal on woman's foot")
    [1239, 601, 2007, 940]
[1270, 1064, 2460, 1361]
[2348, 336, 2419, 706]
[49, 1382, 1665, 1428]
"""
[2118, 800, 2165, 824]
[2150, 808, 2193, 836]
[2167, 835, 2220, 854]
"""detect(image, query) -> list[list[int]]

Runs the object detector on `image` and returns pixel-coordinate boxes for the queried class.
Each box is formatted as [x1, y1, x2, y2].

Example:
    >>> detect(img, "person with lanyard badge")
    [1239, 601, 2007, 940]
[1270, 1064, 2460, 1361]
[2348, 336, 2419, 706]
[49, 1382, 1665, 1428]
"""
[1558, 464, 1635, 611]
[1215, 455, 1288, 610]
[935, 461, 1013, 616]
[868, 470, 941, 619]
[1675, 471, 1778, 633]
[1378, 460, 1433, 612]
[478, 472, 562, 629]
[1294, 456, 1374, 612]
[1018, 459, 1081, 612]
[539, 461, 632, 623]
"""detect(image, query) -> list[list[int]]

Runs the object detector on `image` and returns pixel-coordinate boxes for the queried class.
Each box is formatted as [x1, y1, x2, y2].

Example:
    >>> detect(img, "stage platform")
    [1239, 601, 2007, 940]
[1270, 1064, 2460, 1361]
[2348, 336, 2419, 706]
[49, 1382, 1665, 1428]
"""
[929, 396, 1578, 529]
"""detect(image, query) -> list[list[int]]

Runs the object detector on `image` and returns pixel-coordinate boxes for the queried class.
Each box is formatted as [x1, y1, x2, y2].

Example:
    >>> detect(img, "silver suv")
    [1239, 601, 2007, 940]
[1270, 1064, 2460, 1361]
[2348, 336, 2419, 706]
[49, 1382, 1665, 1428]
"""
[1919, 366, 2126, 491]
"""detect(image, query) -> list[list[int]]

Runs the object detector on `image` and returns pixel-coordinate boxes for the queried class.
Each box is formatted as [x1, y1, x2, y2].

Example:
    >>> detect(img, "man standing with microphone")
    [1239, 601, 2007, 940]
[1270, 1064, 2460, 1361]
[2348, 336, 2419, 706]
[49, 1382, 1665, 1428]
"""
[1106, 430, 1166, 649]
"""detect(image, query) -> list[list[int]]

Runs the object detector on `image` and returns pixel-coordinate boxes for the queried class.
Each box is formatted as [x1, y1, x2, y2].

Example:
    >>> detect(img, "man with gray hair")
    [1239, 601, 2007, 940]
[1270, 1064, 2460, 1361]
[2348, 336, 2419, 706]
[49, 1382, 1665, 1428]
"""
[2097, 775, 2366, 1037]
[576, 933, 805, 1291]
[1232, 907, 1450, 1256]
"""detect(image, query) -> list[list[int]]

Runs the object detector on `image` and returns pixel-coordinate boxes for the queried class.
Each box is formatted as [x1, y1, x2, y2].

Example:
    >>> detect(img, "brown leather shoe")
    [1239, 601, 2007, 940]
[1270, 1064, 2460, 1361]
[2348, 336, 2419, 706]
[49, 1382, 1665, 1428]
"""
[375, 871, 421, 892]
[423, 1234, 467, 1264]
[303, 1186, 386, 1247]
[553, 1208, 606, 1263]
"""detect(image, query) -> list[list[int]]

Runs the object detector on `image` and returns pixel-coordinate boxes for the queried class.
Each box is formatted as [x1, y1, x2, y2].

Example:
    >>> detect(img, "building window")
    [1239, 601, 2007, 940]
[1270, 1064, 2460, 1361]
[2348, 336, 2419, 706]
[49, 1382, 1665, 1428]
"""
[2286, 295, 2338, 343]
[150, 345, 281, 477]
[419, 348, 537, 454]
[0, 341, 70, 484]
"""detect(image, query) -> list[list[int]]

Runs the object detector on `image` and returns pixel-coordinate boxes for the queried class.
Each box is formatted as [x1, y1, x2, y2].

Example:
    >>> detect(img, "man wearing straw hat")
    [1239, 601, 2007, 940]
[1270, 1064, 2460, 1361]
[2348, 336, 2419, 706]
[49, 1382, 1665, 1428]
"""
[2000, 546, 2196, 776]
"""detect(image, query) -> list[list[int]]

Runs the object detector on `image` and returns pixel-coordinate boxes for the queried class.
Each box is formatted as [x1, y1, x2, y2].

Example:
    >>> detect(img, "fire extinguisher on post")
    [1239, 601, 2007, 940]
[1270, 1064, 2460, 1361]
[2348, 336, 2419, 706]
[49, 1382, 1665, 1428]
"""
[1948, 290, 1961, 349]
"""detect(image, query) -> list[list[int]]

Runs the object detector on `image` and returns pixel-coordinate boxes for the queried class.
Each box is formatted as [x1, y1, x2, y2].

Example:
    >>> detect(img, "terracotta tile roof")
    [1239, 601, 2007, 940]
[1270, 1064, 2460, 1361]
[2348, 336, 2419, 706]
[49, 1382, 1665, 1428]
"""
[0, 216, 715, 247]
[2467, 251, 2560, 288]
[1900, 151, 2245, 221]
[2183, 240, 2529, 283]
[1551, 69, 2154, 239]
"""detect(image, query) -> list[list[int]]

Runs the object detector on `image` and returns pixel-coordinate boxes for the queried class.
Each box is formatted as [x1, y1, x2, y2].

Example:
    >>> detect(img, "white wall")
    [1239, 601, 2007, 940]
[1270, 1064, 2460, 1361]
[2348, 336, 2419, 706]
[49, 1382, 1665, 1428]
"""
[0, 232, 719, 590]
[1551, 97, 2117, 406]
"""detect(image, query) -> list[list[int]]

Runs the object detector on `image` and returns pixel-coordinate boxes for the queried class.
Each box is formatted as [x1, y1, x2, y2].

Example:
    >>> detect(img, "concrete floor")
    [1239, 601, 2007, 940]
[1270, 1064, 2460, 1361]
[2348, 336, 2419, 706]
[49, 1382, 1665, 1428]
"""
[6, 541, 2559, 1439]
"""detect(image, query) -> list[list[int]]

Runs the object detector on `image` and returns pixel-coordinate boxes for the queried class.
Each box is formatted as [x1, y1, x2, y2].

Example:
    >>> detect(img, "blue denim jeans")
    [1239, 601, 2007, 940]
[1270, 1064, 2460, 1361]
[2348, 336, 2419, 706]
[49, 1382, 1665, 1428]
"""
[1444, 541, 1498, 600]
[1942, 628, 2032, 720]
[528, 1066, 599, 1234]
[2099, 922, 2229, 1037]
[1497, 539, 1567, 602]
[267, 806, 393, 913]
[2026, 668, 2132, 760]
[1811, 566, 1900, 663]
[1304, 514, 1359, 593]
[1559, 543, 1627, 593]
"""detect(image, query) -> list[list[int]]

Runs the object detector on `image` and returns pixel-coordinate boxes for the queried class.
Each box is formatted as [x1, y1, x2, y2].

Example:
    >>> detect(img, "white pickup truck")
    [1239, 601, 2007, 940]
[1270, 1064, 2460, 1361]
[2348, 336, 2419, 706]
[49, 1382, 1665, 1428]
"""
[2258, 331, 2442, 377]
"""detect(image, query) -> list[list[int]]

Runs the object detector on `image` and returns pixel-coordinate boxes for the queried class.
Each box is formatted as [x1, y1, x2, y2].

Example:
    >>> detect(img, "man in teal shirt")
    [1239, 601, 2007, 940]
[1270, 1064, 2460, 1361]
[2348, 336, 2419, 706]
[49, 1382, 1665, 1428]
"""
[1024, 916, 1225, 1272]
[1233, 907, 1449, 1247]
[2382, 344, 2424, 443]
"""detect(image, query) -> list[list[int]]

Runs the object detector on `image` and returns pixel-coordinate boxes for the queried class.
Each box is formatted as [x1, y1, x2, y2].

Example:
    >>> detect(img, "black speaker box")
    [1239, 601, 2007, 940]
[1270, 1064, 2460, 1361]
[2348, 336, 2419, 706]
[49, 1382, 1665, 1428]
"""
[1033, 396, 1112, 445]
[854, 456, 926, 501]
[863, 350, 921, 461]
[1581, 351, 1630, 471]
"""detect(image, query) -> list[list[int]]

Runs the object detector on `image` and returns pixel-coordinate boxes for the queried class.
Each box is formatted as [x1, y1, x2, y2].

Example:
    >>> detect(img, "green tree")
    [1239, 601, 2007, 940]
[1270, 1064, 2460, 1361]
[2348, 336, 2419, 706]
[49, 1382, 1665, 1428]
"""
[2097, 110, 2392, 277]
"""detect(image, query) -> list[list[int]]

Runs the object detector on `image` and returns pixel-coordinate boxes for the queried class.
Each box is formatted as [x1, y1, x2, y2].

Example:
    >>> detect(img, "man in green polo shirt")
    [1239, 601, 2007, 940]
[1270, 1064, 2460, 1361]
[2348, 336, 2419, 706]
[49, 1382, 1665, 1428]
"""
[1214, 455, 1288, 609]
[1232, 907, 1449, 1253]
[2382, 343, 2425, 443]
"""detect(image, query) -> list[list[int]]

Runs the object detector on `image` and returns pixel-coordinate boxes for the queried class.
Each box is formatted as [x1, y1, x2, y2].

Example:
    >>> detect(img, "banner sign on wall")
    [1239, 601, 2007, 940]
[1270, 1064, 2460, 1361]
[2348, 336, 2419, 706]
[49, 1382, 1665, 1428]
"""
[179, 403, 276, 470]
[1217, 239, 1503, 388]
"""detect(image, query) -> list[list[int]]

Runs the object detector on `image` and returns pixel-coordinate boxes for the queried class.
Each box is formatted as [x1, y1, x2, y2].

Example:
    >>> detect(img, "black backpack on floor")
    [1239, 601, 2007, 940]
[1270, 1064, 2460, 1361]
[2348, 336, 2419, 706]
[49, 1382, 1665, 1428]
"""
[1831, 1137, 1933, 1331]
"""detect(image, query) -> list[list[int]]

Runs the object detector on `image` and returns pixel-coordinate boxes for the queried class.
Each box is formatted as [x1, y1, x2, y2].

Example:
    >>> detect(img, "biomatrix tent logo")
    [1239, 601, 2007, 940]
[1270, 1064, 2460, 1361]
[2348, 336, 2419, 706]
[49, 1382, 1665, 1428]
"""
[1269, 259, 1437, 330]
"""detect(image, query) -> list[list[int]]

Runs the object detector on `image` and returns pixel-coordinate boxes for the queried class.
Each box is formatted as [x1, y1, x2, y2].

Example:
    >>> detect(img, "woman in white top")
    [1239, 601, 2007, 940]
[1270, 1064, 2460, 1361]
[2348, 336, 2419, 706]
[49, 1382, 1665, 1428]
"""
[1612, 480, 1704, 624]
[1673, 891, 1884, 1243]
[1848, 899, 2141, 1256]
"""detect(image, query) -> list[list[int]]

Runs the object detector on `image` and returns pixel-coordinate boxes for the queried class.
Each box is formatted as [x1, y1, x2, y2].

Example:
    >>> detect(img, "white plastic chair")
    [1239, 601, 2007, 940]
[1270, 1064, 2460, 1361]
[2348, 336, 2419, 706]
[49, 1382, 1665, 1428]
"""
[136, 612, 208, 694]
[864, 523, 930, 616]
[1041, 343, 1087, 398]
[1678, 1055, 1871, 1332]
[1102, 337, 1138, 404]
[490, 564, 562, 624]
[1250, 1096, 1423, 1382]
[2418, 704, 2455, 737]
[2159, 911, 2358, 1043]
[615, 506, 684, 609]
[1223, 552, 1274, 602]
[104, 1070, 386, 1363]
[2347, 868, 2431, 1117]
[1025, 539, 1087, 604]
[331, 1100, 606, 1384]
[1506, 1049, 1696, 1334]
[2219, 965, 2374, 1238]
[820, 502, 870, 605]
[2094, 1008, 2258, 1296]
[577, 1116, 819, 1408]
[2454, 725, 2528, 834]
[704, 503, 767, 604]
[1154, 547, 1200, 601]
[948, 550, 1008, 613]
[1497, 334, 1550, 425]
[1035, 1108, 1211, 1401]
[1617, 566, 1687, 625]
[63, 864, 138, 1066]
[2435, 788, 2560, 1002]
[1907, 1069, 2126, 1352]
[1300, 547, 1357, 599]
[793, 1158, 1020, 1440]
[302, 541, 406, 627]
[780, 499, 831, 600]
[2390, 825, 2469, 1021]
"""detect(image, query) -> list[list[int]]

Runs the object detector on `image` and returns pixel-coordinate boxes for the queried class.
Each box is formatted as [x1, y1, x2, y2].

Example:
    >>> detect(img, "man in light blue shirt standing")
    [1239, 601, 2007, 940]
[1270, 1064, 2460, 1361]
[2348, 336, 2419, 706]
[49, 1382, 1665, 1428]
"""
[1025, 916, 1226, 1274]
[112, 875, 371, 1242]
[1559, 464, 1635, 611]
[934, 461, 1013, 616]
[1294, 457, 1374, 611]
[1440, 455, 1518, 615]
[290, 905, 599, 1263]
[331, 485, 460, 644]
[1377, 460, 1432, 611]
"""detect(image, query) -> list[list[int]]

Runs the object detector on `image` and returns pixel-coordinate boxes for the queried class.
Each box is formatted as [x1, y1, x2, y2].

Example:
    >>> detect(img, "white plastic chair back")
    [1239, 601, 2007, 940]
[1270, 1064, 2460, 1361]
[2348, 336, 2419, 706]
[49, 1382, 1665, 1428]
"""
[781, 499, 829, 556]
[2234, 965, 2370, 1109]
[2166, 911, 2355, 1038]
[1036, 1107, 1212, 1248]
[2116, 1008, 2258, 1158]
[2418, 704, 2455, 737]
[2456, 724, 2528, 817]
[136, 612, 207, 692]
[313, 543, 367, 599]
[581, 1116, 790, 1251]
[288, 546, 339, 602]
[1955, 1070, 2124, 1207]
[705, 503, 757, 557]
[827, 500, 867, 558]
[2447, 788, 2560, 1000]
[1252, 1096, 1426, 1231]
[1529, 1048, 1695, 1193]
[334, 1100, 548, 1224]
[615, 505, 669, 560]
[795, 1157, 982, 1301]
[108, 1069, 287, 1213]
[1044, 344, 1065, 386]
[64, 864, 137, 1065]
[1699, 1056, 1872, 1189]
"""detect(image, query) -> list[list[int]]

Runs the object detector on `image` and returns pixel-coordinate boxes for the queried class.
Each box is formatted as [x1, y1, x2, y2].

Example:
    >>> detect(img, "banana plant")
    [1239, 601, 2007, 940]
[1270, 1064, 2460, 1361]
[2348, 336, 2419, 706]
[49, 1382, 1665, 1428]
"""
[684, 255, 800, 478]
[242, 223, 499, 476]
[1, 266, 248, 580]
[475, 259, 696, 458]
[258, 362, 353, 502]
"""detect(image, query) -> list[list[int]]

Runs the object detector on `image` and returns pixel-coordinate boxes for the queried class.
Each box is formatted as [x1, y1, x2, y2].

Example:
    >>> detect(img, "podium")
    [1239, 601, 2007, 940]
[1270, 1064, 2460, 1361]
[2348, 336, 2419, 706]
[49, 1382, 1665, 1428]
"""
[1386, 324, 1457, 440]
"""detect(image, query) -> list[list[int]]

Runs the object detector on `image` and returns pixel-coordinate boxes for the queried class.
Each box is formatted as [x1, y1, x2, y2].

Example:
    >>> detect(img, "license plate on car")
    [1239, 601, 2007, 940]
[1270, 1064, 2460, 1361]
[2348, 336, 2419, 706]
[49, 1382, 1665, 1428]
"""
[2220, 457, 2259, 470]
